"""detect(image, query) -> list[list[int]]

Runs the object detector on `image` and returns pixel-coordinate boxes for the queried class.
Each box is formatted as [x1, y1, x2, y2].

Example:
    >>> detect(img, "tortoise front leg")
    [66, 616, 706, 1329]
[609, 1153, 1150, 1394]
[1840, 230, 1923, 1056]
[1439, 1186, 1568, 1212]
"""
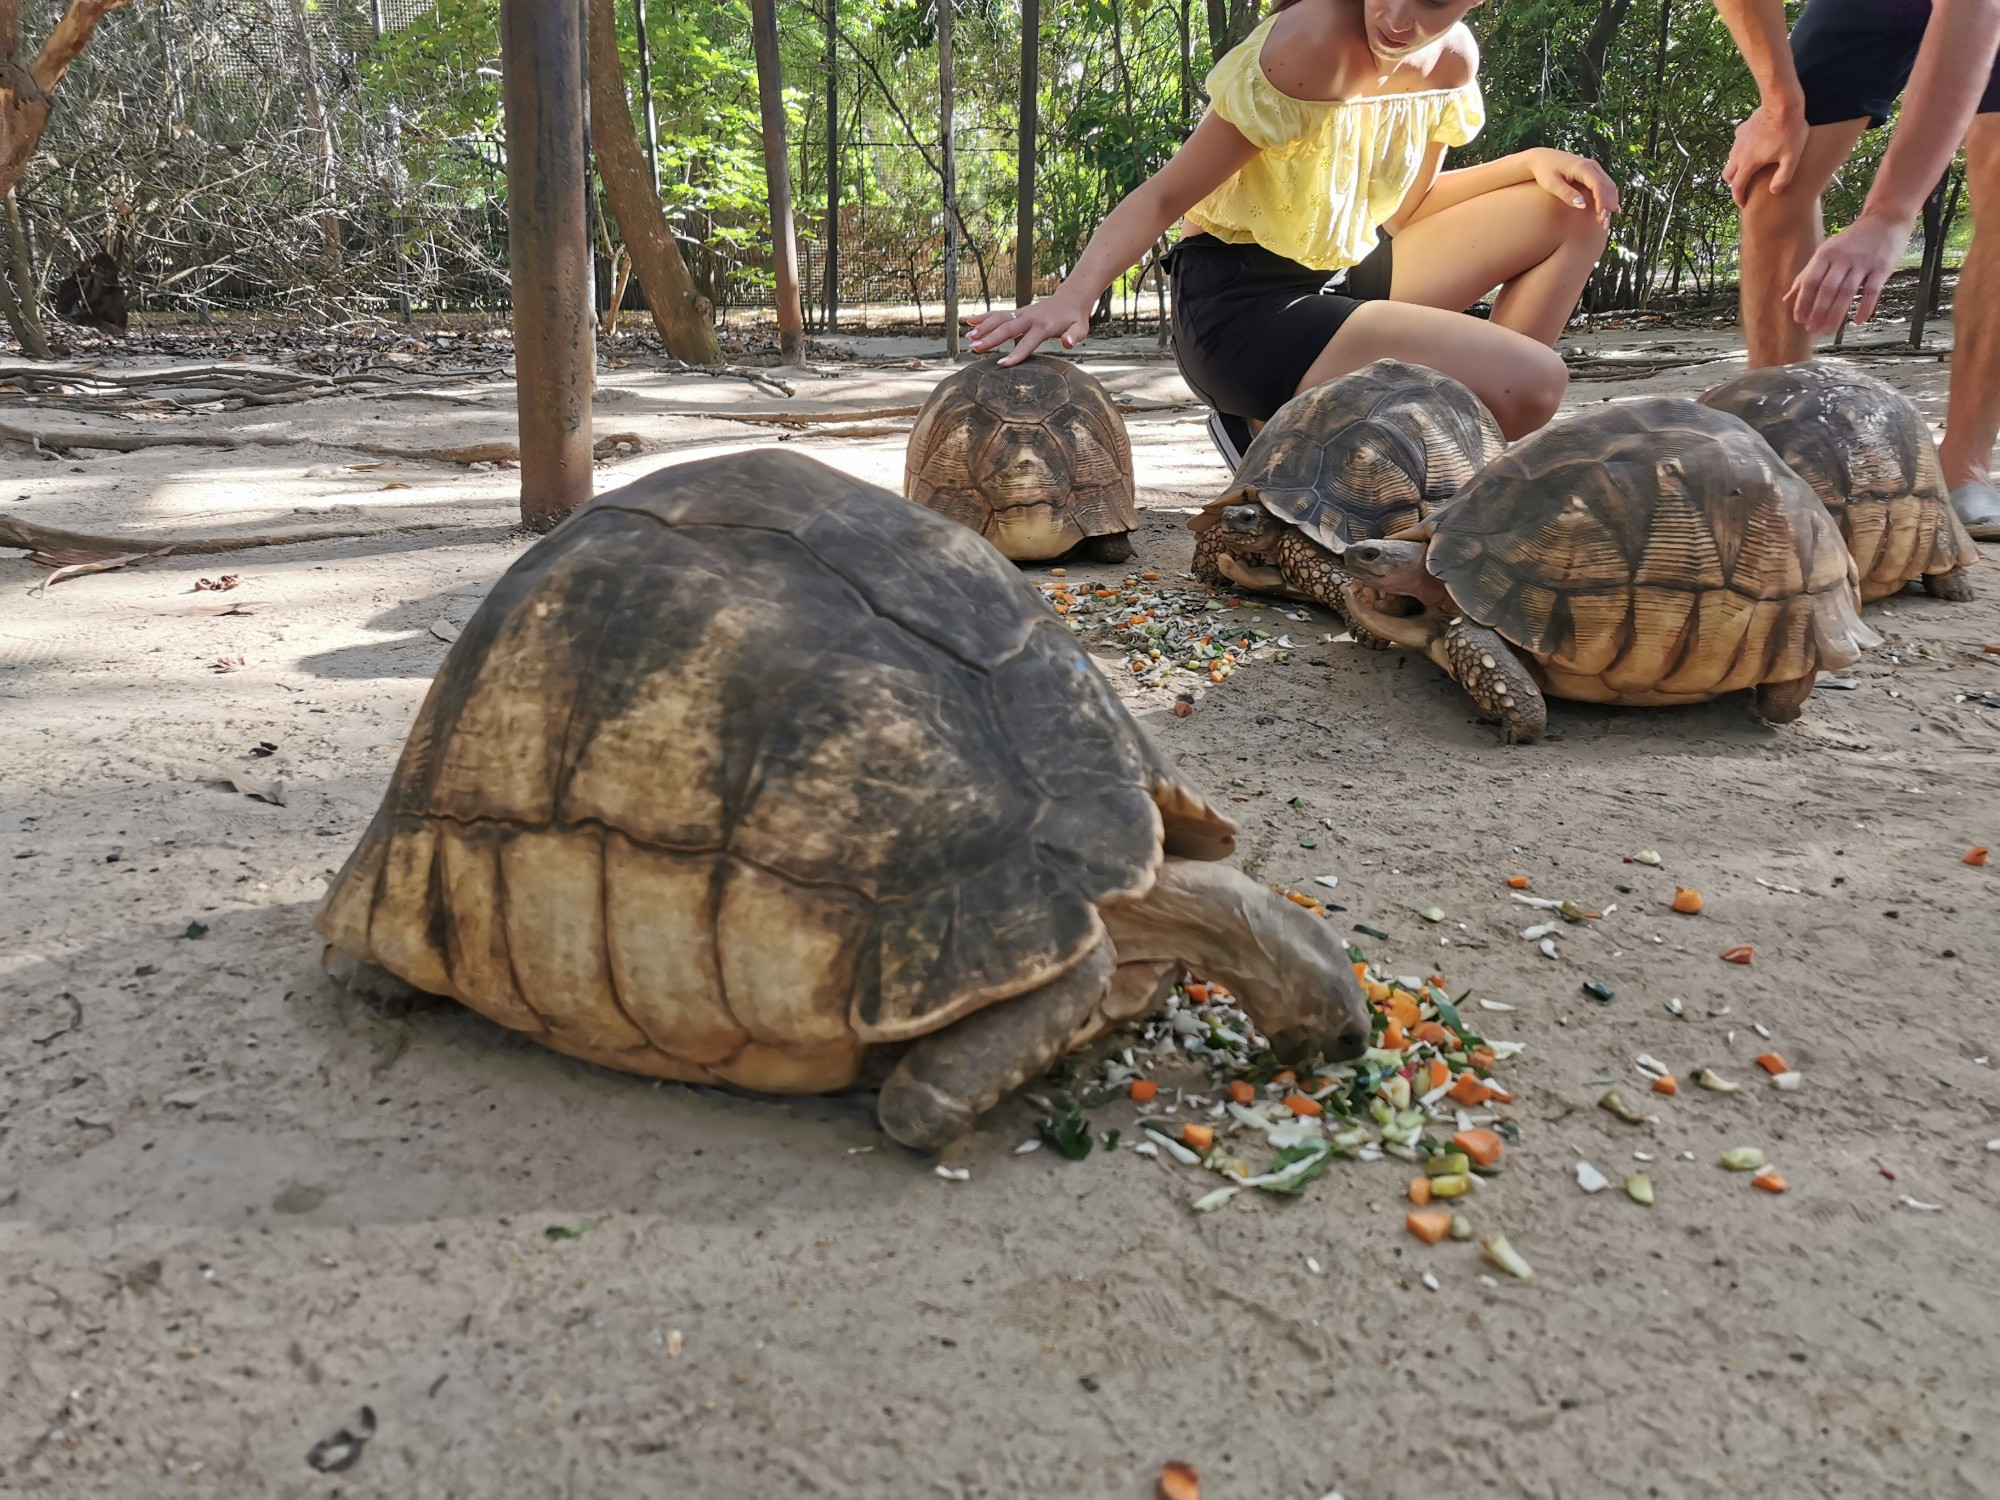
[1922, 565, 1975, 602]
[1191, 527, 1230, 586]
[1080, 531, 1136, 564]
[1436, 618, 1548, 744]
[875, 935, 1115, 1151]
[1753, 673, 1816, 724]
[1273, 530, 1395, 649]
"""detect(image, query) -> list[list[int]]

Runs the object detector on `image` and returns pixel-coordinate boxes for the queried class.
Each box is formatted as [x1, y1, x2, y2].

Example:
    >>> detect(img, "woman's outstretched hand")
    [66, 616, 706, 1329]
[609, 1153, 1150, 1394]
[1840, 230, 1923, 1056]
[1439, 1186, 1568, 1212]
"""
[965, 295, 1093, 366]
[1528, 148, 1620, 226]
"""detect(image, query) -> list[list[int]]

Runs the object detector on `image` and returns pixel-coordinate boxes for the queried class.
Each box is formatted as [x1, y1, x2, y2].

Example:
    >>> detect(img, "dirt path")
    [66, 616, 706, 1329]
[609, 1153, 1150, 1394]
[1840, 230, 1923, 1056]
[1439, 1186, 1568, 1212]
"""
[3, 331, 1996, 1498]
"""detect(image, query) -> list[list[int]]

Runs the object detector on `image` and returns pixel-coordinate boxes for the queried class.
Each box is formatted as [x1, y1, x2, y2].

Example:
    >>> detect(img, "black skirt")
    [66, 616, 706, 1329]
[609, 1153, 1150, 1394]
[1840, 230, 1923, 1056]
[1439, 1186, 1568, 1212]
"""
[1167, 230, 1395, 422]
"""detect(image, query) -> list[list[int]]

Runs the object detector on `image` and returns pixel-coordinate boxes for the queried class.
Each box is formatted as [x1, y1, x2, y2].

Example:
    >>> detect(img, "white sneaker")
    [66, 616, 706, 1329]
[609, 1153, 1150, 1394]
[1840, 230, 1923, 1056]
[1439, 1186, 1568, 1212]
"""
[1951, 481, 2000, 542]
[1206, 410, 1252, 473]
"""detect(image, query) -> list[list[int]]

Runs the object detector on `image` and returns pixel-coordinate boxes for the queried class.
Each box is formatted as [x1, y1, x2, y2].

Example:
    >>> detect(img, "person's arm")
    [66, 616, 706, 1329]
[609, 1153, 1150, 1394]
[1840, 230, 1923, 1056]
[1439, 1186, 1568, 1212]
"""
[1713, 0, 1810, 204]
[1788, 0, 2000, 330]
[1395, 147, 1619, 228]
[966, 112, 1260, 364]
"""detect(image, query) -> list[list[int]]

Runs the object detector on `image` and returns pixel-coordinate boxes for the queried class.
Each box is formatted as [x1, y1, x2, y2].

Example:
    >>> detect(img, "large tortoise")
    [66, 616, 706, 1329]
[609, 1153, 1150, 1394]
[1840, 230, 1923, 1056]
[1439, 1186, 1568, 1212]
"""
[1187, 360, 1504, 636]
[1334, 399, 1879, 742]
[317, 450, 1368, 1149]
[1699, 362, 1977, 602]
[905, 354, 1138, 562]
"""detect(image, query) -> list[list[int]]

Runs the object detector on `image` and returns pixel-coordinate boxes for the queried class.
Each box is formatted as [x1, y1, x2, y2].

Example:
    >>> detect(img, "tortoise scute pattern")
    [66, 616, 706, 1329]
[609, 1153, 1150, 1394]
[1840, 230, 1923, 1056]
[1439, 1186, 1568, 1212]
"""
[1429, 400, 1873, 706]
[317, 451, 1214, 1095]
[1700, 363, 1978, 602]
[905, 355, 1137, 560]
[1202, 359, 1505, 551]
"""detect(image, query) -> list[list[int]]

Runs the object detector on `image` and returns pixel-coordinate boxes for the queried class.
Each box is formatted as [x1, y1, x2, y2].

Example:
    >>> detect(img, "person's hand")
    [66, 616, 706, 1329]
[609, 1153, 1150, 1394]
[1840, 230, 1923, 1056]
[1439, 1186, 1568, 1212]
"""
[1784, 212, 1912, 332]
[1528, 148, 1619, 226]
[965, 295, 1093, 366]
[1723, 99, 1809, 207]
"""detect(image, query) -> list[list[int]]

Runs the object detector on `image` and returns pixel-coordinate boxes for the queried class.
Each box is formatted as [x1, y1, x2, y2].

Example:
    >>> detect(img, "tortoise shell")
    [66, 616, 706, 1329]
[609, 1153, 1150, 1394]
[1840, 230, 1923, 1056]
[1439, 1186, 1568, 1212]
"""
[316, 450, 1232, 1094]
[1190, 359, 1504, 550]
[1426, 399, 1877, 706]
[1700, 362, 1978, 602]
[905, 354, 1137, 560]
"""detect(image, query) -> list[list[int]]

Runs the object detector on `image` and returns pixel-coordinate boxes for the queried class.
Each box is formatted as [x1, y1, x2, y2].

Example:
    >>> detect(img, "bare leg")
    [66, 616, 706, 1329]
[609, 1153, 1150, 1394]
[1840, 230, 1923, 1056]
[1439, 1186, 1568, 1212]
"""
[1295, 301, 1569, 440]
[1099, 858, 1369, 1063]
[1938, 117, 2000, 495]
[1735, 121, 1871, 366]
[876, 935, 1114, 1151]
[1390, 180, 1610, 344]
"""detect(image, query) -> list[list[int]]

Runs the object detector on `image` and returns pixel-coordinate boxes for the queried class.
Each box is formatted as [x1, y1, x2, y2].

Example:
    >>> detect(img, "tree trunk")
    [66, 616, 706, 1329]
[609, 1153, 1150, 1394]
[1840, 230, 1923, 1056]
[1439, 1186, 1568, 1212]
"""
[586, 0, 720, 362]
[1, 186, 44, 355]
[1910, 164, 1963, 349]
[939, 0, 958, 355]
[823, 0, 840, 331]
[1205, 0, 1256, 59]
[284, 0, 341, 273]
[632, 0, 661, 195]
[500, 0, 596, 529]
[1014, 0, 1038, 306]
[0, 1, 134, 205]
[749, 0, 805, 363]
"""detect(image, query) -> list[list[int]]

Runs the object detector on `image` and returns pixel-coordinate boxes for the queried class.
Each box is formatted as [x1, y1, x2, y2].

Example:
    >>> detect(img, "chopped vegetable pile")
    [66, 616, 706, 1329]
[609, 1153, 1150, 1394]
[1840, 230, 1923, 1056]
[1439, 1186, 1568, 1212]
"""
[1034, 571, 1319, 690]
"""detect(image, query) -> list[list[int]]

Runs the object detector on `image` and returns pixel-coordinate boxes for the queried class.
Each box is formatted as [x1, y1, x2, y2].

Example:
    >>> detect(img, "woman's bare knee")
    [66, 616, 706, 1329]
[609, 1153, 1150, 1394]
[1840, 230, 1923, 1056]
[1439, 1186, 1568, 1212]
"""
[1482, 346, 1567, 439]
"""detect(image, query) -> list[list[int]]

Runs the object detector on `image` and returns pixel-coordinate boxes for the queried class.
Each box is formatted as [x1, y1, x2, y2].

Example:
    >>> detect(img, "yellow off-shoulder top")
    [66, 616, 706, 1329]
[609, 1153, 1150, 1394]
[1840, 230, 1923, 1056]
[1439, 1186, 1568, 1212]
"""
[1184, 12, 1486, 271]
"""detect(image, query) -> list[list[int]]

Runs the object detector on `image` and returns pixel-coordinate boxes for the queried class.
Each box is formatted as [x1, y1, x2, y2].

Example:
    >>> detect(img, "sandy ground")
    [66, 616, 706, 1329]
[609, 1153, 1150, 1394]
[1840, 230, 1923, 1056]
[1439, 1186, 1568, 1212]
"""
[2, 325, 1997, 1499]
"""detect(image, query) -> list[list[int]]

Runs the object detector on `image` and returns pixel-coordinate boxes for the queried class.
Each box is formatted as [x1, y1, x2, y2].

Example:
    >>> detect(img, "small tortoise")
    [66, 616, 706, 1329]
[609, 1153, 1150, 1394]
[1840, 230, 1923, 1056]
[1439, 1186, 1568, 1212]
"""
[1335, 399, 1879, 742]
[317, 450, 1367, 1150]
[906, 353, 1138, 562]
[1700, 362, 1977, 602]
[1188, 360, 1504, 636]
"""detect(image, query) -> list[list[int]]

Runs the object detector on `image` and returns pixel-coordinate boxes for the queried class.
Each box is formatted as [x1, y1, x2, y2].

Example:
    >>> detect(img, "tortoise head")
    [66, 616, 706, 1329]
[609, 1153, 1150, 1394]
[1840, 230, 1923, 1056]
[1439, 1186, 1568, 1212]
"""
[1213, 488, 1287, 554]
[1340, 537, 1431, 593]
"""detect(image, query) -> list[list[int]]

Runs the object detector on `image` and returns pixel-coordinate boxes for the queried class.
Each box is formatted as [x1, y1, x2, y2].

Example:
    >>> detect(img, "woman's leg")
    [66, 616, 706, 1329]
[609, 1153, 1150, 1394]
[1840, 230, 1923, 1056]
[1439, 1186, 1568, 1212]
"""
[1295, 300, 1567, 440]
[1390, 181, 1610, 344]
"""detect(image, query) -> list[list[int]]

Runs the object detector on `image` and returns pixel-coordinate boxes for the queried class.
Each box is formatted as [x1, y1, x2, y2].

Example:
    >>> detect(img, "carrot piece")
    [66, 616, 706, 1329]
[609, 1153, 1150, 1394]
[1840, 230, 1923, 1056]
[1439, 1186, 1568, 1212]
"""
[1752, 1169, 1788, 1194]
[1184, 982, 1210, 1003]
[1365, 980, 1393, 1004]
[1158, 1460, 1200, 1500]
[1408, 1176, 1433, 1206]
[1272, 1069, 1296, 1085]
[1180, 1123, 1215, 1153]
[1282, 1093, 1324, 1117]
[1380, 1020, 1407, 1050]
[1405, 1208, 1452, 1244]
[1468, 1046, 1497, 1072]
[1427, 1058, 1451, 1091]
[1721, 944, 1754, 964]
[1652, 1074, 1678, 1096]
[1426, 973, 1449, 988]
[1226, 1080, 1256, 1105]
[1451, 1128, 1503, 1168]
[1485, 1084, 1514, 1104]
[1754, 1051, 1789, 1074]
[1387, 992, 1422, 1029]
[1129, 1079, 1159, 1103]
[1506, 875, 1530, 889]
[1965, 846, 1989, 867]
[1352, 961, 1370, 980]
[1449, 1073, 1492, 1106]
[1413, 1021, 1457, 1048]
[1671, 887, 1704, 914]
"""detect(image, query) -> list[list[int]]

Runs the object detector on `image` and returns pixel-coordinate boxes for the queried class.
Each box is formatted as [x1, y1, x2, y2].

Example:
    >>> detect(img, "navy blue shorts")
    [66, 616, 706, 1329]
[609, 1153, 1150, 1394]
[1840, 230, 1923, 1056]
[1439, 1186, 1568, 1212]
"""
[1792, 0, 2000, 128]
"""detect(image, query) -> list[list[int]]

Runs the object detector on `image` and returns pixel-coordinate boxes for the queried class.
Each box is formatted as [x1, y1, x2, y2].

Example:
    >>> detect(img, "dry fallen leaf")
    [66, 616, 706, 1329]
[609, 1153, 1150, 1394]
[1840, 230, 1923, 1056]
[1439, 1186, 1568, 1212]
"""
[381, 482, 412, 491]
[209, 654, 244, 673]
[228, 772, 285, 806]
[194, 574, 240, 592]
[1158, 1461, 1199, 1500]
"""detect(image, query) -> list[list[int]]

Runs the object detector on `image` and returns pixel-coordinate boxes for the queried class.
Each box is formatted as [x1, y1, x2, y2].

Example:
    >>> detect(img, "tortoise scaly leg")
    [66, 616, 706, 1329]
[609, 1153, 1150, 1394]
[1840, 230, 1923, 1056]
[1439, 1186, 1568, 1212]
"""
[1191, 527, 1230, 585]
[1080, 531, 1136, 564]
[323, 946, 438, 1017]
[1922, 566, 1975, 602]
[1273, 530, 1393, 649]
[1437, 618, 1547, 743]
[876, 935, 1115, 1151]
[1753, 673, 1816, 724]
